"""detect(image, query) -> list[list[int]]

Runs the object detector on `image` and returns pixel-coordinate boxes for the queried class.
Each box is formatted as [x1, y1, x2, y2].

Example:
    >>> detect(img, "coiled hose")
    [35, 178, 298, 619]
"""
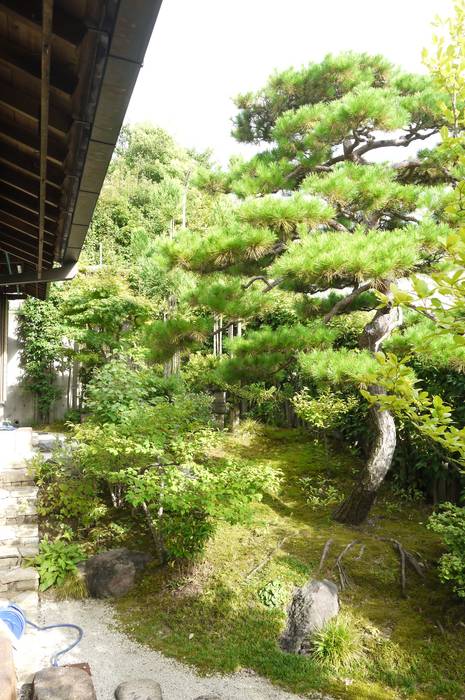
[0, 603, 83, 667]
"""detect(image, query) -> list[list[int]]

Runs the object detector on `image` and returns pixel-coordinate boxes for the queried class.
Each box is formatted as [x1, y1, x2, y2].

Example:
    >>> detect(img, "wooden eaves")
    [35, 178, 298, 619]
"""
[0, 0, 163, 298]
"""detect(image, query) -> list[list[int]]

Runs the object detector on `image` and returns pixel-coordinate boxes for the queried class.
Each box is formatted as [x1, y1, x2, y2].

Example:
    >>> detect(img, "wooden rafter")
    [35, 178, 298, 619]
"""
[0, 166, 61, 207]
[0, 186, 57, 223]
[0, 40, 77, 96]
[0, 119, 66, 165]
[0, 228, 54, 259]
[0, 142, 63, 189]
[0, 79, 71, 135]
[0, 0, 86, 48]
[38, 0, 54, 278]
[0, 211, 55, 244]
[0, 202, 55, 235]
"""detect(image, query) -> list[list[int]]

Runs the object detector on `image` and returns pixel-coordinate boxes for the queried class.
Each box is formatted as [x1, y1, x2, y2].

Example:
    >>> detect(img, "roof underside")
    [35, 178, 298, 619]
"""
[0, 0, 161, 298]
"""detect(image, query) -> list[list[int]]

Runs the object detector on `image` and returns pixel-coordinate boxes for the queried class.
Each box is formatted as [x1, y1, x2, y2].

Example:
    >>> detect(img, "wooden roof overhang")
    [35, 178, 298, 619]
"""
[0, 0, 162, 298]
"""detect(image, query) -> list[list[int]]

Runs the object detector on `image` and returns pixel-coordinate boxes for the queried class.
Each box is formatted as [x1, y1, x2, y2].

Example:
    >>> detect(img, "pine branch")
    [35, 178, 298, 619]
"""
[323, 282, 373, 323]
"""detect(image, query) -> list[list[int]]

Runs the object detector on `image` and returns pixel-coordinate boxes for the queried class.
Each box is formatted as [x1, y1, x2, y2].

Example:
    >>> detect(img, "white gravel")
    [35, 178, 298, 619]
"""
[14, 599, 331, 700]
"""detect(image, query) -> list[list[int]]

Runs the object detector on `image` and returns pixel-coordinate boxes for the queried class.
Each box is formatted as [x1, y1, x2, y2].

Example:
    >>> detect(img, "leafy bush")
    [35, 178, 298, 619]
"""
[30, 447, 106, 532]
[298, 475, 342, 506]
[311, 613, 364, 672]
[33, 537, 85, 591]
[428, 503, 465, 597]
[292, 388, 359, 430]
[72, 395, 279, 562]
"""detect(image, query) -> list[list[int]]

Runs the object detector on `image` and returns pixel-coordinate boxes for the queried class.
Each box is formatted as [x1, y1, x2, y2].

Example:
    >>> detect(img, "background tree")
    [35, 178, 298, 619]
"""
[16, 294, 65, 423]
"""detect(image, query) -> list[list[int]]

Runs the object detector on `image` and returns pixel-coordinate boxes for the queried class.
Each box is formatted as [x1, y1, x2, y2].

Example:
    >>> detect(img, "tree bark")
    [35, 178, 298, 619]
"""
[333, 398, 396, 524]
[333, 298, 402, 525]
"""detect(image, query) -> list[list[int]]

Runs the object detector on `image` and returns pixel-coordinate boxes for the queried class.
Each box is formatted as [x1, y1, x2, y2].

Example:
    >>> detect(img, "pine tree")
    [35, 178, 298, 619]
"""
[154, 52, 455, 525]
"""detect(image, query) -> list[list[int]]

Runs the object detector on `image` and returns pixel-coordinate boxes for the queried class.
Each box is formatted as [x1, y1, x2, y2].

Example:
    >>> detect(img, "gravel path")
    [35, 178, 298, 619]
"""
[14, 599, 331, 700]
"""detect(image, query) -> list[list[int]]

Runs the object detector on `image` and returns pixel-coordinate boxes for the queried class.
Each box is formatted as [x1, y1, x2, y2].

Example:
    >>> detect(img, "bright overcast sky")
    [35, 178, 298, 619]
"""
[125, 0, 454, 165]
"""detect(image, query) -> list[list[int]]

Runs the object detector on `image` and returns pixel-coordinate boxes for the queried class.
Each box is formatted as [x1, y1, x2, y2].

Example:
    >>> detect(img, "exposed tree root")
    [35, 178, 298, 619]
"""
[378, 537, 425, 597]
[334, 540, 359, 590]
[317, 538, 333, 573]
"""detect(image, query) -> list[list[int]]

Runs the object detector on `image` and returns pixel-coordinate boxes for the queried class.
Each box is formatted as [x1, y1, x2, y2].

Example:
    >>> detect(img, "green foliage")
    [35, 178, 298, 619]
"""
[232, 53, 403, 143]
[292, 389, 359, 430]
[61, 267, 151, 391]
[299, 348, 378, 385]
[271, 223, 447, 291]
[428, 503, 465, 598]
[71, 395, 278, 561]
[257, 579, 287, 608]
[31, 446, 106, 532]
[298, 475, 342, 506]
[16, 295, 65, 422]
[32, 537, 85, 591]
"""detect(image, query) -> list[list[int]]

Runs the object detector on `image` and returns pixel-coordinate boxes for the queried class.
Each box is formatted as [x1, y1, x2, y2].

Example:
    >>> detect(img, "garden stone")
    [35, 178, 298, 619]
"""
[114, 679, 162, 700]
[32, 667, 96, 700]
[84, 548, 151, 598]
[279, 578, 339, 654]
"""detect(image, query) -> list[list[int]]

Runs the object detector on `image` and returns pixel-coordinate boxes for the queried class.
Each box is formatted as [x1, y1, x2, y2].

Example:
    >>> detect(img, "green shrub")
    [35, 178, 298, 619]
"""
[428, 503, 465, 597]
[33, 537, 85, 591]
[298, 475, 342, 506]
[73, 396, 279, 562]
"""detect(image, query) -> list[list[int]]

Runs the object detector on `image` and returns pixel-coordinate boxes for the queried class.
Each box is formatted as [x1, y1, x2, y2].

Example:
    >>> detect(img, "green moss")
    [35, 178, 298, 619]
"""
[114, 426, 465, 700]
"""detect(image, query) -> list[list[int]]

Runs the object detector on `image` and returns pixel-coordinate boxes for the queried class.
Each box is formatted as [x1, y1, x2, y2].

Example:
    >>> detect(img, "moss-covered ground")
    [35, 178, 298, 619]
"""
[114, 425, 465, 700]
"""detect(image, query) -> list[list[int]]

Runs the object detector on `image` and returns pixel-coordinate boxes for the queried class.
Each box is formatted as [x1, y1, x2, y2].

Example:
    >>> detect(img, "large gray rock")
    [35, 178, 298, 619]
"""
[32, 667, 96, 700]
[193, 696, 222, 700]
[279, 579, 339, 654]
[114, 680, 162, 700]
[85, 548, 151, 598]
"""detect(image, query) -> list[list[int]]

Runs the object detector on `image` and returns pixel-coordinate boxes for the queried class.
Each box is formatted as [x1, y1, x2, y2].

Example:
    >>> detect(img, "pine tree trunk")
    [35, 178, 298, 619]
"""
[333, 297, 402, 525]
[333, 398, 396, 524]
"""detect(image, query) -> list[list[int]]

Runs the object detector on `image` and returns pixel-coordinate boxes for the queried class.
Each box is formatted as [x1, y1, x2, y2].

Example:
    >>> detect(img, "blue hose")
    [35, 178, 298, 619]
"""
[0, 603, 83, 667]
[25, 619, 84, 667]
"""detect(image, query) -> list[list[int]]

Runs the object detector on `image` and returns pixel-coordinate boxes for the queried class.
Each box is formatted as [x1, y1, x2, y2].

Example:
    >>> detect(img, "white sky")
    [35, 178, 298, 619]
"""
[125, 0, 454, 165]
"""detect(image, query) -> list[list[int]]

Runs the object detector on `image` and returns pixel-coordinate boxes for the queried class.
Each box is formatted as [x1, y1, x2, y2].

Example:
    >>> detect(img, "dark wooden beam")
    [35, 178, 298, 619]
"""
[0, 166, 60, 207]
[0, 0, 87, 48]
[0, 238, 39, 267]
[38, 0, 54, 278]
[0, 142, 64, 189]
[0, 40, 78, 96]
[0, 226, 54, 259]
[0, 79, 71, 135]
[0, 262, 76, 286]
[0, 211, 55, 245]
[0, 184, 58, 222]
[0, 202, 55, 236]
[0, 118, 66, 165]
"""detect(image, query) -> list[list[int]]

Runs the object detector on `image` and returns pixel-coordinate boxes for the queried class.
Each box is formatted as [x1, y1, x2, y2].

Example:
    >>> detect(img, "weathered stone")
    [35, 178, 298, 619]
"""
[192, 696, 222, 699]
[32, 667, 97, 700]
[114, 679, 162, 700]
[279, 579, 339, 654]
[85, 548, 151, 598]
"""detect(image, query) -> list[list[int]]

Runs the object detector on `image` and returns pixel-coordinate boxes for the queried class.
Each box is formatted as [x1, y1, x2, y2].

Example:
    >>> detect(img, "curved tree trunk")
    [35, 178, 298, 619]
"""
[333, 296, 402, 525]
[333, 397, 396, 524]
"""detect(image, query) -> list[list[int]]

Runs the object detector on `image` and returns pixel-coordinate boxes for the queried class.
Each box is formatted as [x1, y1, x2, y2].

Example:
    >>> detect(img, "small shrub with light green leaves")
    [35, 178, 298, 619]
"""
[257, 579, 287, 608]
[428, 503, 465, 598]
[33, 537, 85, 591]
[298, 475, 342, 506]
